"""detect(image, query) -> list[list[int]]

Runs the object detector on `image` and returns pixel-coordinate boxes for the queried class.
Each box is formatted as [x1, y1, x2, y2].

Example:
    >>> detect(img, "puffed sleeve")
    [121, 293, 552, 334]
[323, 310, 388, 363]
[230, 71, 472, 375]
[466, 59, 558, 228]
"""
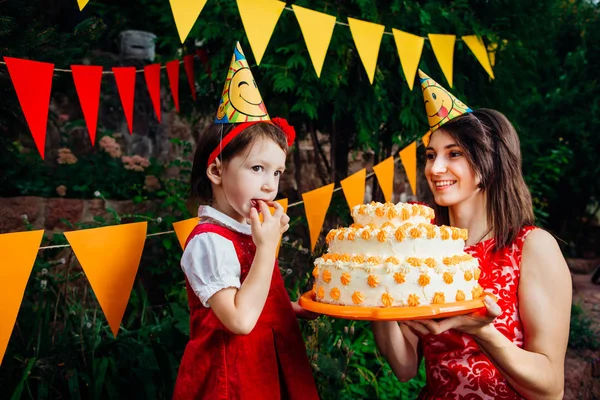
[180, 232, 241, 307]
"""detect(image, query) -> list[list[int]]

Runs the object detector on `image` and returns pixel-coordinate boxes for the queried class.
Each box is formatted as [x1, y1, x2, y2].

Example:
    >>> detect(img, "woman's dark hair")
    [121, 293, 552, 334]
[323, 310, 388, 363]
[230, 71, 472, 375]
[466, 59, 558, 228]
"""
[190, 122, 288, 203]
[431, 108, 535, 250]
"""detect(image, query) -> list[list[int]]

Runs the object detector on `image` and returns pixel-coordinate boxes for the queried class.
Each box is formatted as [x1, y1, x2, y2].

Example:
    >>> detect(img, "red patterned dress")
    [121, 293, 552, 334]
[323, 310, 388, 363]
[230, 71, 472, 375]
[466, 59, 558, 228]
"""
[172, 222, 319, 400]
[419, 226, 537, 399]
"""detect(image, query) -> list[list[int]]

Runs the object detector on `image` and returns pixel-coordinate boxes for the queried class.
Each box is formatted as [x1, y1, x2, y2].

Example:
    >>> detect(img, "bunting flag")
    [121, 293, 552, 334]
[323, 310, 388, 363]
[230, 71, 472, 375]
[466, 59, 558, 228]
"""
[462, 35, 494, 79]
[71, 65, 103, 146]
[77, 0, 89, 11]
[391, 29, 425, 90]
[183, 55, 196, 101]
[340, 168, 366, 210]
[399, 141, 417, 196]
[236, 0, 286, 65]
[143, 64, 162, 122]
[302, 183, 334, 251]
[373, 156, 395, 203]
[166, 60, 181, 112]
[422, 130, 432, 146]
[169, 0, 208, 43]
[428, 34, 456, 87]
[173, 217, 200, 249]
[292, 5, 336, 78]
[4, 57, 54, 159]
[347, 18, 385, 84]
[64, 222, 147, 337]
[0, 230, 44, 364]
[112, 67, 136, 134]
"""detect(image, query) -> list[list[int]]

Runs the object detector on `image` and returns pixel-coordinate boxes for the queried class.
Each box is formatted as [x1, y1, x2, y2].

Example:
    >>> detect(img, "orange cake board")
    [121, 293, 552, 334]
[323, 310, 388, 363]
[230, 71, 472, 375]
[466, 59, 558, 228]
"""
[299, 291, 488, 321]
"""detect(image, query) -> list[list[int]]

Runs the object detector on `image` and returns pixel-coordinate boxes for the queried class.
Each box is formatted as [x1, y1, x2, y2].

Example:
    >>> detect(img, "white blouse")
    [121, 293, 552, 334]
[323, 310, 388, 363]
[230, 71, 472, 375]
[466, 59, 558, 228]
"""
[180, 206, 252, 307]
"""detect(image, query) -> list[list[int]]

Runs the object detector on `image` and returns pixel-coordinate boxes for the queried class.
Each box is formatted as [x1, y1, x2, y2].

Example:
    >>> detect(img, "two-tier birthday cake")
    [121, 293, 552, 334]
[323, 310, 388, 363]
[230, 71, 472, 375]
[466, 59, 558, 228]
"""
[312, 202, 482, 308]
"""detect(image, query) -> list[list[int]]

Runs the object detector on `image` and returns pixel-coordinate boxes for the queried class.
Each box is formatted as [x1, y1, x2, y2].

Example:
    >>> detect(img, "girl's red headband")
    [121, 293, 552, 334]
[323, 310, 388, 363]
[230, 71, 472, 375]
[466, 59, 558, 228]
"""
[207, 118, 296, 167]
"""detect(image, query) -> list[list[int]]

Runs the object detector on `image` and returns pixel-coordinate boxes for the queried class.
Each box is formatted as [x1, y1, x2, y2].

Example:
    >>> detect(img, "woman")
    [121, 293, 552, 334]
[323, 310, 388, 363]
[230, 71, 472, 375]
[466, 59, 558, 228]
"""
[372, 107, 571, 399]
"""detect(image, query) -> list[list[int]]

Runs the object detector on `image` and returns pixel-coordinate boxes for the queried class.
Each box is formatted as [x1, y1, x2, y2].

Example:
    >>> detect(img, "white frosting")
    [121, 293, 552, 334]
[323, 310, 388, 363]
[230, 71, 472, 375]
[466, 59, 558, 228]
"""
[314, 258, 480, 307]
[314, 201, 481, 307]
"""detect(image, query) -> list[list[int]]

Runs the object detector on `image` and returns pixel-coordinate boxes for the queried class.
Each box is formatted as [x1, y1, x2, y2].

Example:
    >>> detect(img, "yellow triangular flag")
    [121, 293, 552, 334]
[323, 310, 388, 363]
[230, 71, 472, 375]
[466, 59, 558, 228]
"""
[0, 230, 44, 364]
[236, 0, 285, 65]
[340, 168, 366, 210]
[347, 18, 385, 84]
[169, 0, 208, 43]
[392, 29, 425, 90]
[65, 222, 147, 337]
[462, 35, 494, 79]
[399, 142, 417, 197]
[302, 184, 334, 251]
[428, 34, 456, 87]
[422, 130, 432, 146]
[173, 217, 201, 250]
[77, 0, 89, 11]
[373, 156, 395, 203]
[292, 5, 336, 78]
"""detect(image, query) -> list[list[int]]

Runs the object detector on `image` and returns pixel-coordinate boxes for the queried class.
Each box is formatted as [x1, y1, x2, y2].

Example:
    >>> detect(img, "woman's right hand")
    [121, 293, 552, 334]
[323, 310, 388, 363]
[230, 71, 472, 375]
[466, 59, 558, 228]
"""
[249, 200, 289, 251]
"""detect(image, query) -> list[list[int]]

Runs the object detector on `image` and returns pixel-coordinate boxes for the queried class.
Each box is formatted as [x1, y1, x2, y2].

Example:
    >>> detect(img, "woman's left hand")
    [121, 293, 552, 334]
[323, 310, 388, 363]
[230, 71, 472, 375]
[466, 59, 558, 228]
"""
[403, 295, 501, 338]
[291, 301, 320, 320]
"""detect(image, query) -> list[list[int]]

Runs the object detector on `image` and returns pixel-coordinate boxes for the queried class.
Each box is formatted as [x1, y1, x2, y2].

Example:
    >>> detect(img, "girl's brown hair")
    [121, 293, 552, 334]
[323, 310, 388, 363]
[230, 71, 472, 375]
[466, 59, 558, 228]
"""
[190, 122, 289, 203]
[431, 108, 535, 250]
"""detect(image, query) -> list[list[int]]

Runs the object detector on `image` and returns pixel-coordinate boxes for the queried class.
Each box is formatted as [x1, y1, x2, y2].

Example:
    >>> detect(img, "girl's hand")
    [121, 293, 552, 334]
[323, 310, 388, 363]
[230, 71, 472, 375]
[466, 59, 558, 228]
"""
[291, 301, 320, 320]
[249, 200, 286, 251]
[403, 295, 501, 338]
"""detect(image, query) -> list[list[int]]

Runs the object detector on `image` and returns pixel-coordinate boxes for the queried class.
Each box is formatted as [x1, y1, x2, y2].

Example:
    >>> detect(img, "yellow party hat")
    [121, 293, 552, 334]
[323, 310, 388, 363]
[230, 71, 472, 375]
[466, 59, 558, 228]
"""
[419, 70, 471, 132]
[215, 42, 270, 123]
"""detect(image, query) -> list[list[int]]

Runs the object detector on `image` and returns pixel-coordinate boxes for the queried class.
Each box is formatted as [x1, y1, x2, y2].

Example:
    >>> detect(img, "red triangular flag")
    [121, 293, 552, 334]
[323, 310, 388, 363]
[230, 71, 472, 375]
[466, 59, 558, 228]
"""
[196, 48, 211, 77]
[4, 57, 54, 159]
[112, 66, 136, 134]
[183, 54, 196, 101]
[166, 60, 180, 112]
[71, 65, 103, 146]
[143, 63, 161, 122]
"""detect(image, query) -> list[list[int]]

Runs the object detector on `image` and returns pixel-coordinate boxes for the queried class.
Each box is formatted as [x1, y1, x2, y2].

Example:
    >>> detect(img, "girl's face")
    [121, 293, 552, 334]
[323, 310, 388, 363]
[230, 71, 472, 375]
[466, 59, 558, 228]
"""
[424, 129, 480, 207]
[218, 137, 286, 223]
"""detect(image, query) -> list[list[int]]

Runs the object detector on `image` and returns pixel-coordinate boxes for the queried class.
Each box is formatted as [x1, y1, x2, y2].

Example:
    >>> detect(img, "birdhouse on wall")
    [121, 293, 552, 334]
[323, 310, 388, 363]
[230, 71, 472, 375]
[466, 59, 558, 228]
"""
[119, 30, 157, 61]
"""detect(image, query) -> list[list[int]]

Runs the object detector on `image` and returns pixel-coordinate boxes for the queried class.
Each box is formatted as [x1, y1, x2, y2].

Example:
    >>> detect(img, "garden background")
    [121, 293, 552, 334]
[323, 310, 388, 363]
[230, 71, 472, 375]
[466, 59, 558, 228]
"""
[0, 0, 599, 398]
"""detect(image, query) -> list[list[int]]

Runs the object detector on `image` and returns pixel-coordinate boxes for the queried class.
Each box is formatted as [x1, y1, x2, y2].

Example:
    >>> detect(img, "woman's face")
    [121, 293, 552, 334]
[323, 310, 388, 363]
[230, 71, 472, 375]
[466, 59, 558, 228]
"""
[424, 129, 480, 207]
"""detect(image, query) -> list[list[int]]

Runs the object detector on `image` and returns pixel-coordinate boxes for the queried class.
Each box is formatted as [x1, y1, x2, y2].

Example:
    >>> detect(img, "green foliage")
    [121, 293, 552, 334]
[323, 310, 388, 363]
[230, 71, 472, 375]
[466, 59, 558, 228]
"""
[569, 304, 600, 350]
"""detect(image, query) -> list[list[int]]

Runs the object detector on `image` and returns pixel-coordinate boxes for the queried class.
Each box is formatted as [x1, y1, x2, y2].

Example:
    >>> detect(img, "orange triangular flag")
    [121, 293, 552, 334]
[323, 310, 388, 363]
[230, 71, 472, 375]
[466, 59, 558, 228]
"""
[169, 0, 208, 43]
[144, 63, 162, 122]
[270, 199, 288, 257]
[65, 222, 147, 337]
[302, 184, 334, 251]
[399, 142, 417, 197]
[0, 230, 44, 364]
[112, 67, 136, 134]
[72, 65, 103, 145]
[428, 34, 456, 87]
[173, 217, 200, 249]
[340, 168, 366, 210]
[391, 29, 425, 90]
[422, 130, 432, 146]
[292, 5, 336, 78]
[347, 18, 385, 84]
[4, 57, 54, 159]
[462, 35, 494, 79]
[236, 0, 286, 65]
[373, 156, 395, 203]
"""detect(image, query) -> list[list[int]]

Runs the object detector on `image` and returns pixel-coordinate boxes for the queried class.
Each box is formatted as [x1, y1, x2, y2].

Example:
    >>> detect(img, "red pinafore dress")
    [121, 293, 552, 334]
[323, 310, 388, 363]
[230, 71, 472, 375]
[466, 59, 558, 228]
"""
[419, 226, 536, 399]
[173, 223, 319, 400]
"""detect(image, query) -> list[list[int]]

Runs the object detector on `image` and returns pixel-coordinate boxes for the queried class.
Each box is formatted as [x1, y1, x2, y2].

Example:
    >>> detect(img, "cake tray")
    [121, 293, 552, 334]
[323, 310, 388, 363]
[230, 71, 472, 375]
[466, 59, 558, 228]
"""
[299, 291, 488, 321]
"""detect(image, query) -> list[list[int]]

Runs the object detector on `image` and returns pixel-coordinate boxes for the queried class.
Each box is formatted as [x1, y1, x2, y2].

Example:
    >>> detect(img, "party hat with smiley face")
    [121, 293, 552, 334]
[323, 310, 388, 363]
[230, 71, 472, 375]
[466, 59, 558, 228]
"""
[419, 70, 471, 132]
[215, 42, 270, 123]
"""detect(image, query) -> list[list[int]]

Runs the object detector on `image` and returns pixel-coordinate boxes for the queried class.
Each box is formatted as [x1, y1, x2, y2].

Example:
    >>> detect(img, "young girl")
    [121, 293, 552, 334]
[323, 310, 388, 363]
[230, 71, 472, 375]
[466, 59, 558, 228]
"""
[371, 71, 571, 399]
[172, 43, 319, 400]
